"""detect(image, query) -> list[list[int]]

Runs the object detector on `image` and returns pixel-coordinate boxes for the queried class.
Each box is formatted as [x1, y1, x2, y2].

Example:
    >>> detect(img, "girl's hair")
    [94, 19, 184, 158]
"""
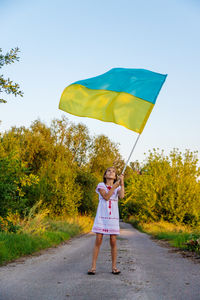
[103, 167, 118, 184]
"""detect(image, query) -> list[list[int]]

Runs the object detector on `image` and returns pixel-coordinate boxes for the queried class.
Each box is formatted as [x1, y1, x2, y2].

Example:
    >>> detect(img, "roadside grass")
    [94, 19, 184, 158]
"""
[126, 216, 200, 252]
[0, 214, 94, 266]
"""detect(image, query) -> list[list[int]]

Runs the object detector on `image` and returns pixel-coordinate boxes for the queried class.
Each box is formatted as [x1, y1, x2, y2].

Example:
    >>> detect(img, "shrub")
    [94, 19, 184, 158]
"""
[122, 149, 200, 225]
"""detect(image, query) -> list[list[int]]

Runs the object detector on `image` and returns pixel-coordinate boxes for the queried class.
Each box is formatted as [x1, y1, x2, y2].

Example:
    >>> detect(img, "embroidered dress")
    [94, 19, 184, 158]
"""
[92, 182, 121, 235]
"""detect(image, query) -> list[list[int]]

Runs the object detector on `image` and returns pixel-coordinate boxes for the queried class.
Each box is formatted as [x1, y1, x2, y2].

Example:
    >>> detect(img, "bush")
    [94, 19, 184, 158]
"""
[122, 149, 200, 225]
[1, 119, 124, 218]
[0, 216, 19, 233]
[75, 169, 98, 215]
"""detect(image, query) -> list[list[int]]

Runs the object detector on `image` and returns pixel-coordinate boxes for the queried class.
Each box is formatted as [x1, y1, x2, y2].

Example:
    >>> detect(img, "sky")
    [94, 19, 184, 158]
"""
[0, 0, 200, 165]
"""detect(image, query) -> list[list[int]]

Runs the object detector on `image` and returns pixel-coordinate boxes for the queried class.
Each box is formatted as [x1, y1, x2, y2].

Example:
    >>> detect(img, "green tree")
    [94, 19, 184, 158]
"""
[51, 117, 91, 167]
[0, 47, 23, 103]
[88, 135, 124, 180]
[75, 168, 98, 215]
[122, 149, 200, 225]
[0, 118, 129, 218]
[130, 161, 141, 174]
[36, 157, 81, 216]
[0, 156, 38, 217]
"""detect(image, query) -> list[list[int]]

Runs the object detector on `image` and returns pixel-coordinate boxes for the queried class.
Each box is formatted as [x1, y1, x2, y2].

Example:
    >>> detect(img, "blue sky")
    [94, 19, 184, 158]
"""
[1, 0, 200, 164]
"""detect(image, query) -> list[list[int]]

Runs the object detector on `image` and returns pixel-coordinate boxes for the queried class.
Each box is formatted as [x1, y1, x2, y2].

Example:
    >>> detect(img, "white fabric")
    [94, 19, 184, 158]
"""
[91, 182, 121, 235]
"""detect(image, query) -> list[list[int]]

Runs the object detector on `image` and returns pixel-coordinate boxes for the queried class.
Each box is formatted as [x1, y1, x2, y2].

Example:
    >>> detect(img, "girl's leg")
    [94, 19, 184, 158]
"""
[89, 233, 103, 271]
[110, 234, 120, 272]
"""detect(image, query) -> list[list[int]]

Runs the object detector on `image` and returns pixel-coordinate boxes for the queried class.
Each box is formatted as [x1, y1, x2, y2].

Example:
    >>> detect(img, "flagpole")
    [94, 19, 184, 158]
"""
[121, 134, 141, 175]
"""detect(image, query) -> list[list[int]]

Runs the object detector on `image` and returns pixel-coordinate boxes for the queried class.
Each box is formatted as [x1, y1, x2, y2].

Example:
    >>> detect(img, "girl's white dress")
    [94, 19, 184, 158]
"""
[92, 182, 121, 235]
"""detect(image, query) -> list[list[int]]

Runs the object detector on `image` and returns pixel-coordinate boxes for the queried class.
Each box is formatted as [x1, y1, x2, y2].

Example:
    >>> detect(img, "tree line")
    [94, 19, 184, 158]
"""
[1, 118, 199, 225]
[0, 117, 124, 218]
[122, 149, 200, 226]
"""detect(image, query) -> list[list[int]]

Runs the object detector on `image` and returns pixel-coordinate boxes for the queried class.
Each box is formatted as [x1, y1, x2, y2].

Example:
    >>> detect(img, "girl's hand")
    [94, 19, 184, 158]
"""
[118, 174, 124, 185]
[113, 180, 120, 188]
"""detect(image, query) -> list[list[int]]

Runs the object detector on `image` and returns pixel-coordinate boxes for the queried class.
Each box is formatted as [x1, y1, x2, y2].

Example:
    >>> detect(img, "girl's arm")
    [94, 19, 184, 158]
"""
[118, 174, 125, 199]
[98, 180, 120, 201]
[118, 184, 124, 199]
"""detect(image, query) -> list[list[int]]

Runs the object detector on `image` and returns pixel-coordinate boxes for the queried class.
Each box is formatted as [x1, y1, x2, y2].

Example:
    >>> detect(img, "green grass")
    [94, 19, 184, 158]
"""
[151, 231, 191, 249]
[0, 230, 71, 265]
[0, 215, 94, 265]
[126, 217, 200, 251]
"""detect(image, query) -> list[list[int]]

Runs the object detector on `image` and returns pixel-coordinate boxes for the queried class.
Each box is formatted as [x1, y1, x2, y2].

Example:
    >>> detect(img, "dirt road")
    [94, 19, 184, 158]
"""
[0, 222, 200, 300]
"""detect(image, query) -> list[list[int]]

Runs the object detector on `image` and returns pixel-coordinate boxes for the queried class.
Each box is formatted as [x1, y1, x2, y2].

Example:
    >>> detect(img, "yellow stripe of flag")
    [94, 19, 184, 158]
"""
[59, 84, 154, 133]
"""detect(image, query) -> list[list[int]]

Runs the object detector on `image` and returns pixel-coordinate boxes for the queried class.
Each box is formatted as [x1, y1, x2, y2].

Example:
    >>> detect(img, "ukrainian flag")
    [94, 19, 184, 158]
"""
[59, 68, 167, 134]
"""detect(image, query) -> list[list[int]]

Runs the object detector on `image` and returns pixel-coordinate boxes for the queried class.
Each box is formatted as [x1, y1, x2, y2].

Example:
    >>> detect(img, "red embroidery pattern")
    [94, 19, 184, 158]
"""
[99, 199, 118, 202]
[99, 216, 119, 220]
[92, 226, 119, 233]
[108, 200, 111, 215]
[107, 185, 112, 215]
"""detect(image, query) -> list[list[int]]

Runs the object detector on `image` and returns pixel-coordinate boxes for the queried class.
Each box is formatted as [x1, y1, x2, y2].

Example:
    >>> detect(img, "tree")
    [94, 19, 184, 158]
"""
[51, 117, 91, 166]
[0, 119, 82, 217]
[88, 135, 124, 179]
[0, 118, 129, 217]
[121, 149, 200, 225]
[75, 168, 98, 215]
[0, 155, 39, 217]
[0, 47, 23, 103]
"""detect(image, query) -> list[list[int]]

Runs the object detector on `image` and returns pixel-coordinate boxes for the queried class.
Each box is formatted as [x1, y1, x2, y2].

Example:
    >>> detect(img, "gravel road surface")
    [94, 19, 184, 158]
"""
[0, 222, 200, 300]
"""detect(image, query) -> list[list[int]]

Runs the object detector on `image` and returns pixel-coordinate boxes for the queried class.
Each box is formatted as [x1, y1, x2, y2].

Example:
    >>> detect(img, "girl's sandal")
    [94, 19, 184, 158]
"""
[87, 268, 96, 275]
[112, 267, 121, 275]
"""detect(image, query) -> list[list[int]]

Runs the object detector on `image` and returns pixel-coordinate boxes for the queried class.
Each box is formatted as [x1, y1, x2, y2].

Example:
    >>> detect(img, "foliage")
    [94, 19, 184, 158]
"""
[51, 117, 91, 166]
[2, 116, 199, 230]
[185, 234, 200, 252]
[0, 214, 94, 265]
[122, 149, 200, 225]
[89, 134, 124, 181]
[0, 155, 39, 216]
[36, 157, 82, 216]
[0, 47, 23, 103]
[0, 117, 123, 218]
[75, 168, 98, 215]
[0, 216, 19, 233]
[17, 201, 50, 235]
[127, 218, 200, 252]
[50, 214, 94, 234]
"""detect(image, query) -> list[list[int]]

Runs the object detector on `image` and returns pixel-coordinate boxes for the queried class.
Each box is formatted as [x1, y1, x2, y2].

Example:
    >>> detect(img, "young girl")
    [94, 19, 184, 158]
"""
[88, 166, 124, 275]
